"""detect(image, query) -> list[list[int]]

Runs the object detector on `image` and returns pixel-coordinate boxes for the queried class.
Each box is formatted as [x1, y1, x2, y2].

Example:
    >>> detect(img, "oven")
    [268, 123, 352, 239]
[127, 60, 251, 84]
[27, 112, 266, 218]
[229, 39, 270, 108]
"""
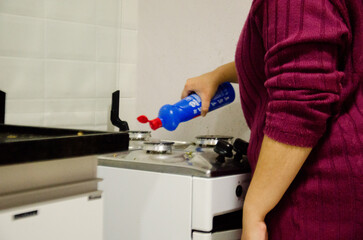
[98, 91, 251, 240]
[99, 93, 251, 240]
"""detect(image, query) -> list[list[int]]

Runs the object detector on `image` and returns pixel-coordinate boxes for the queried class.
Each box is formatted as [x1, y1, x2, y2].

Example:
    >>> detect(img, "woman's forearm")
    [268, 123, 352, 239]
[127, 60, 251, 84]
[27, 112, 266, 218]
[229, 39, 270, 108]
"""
[182, 61, 239, 116]
[243, 135, 312, 221]
[213, 61, 239, 84]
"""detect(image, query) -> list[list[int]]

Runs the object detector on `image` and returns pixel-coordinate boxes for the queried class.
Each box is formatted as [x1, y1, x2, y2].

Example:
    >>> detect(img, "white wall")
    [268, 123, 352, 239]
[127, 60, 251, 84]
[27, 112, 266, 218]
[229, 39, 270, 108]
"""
[136, 0, 253, 141]
[0, 0, 253, 141]
[0, 0, 138, 131]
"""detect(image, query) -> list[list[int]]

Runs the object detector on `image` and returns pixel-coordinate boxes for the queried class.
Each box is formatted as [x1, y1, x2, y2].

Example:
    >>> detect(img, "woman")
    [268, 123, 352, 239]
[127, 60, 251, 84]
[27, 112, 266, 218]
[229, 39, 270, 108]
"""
[181, 0, 362, 239]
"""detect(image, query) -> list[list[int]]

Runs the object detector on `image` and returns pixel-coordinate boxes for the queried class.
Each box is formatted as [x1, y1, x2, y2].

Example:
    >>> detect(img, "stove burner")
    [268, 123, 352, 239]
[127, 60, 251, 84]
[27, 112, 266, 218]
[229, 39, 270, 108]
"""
[143, 141, 174, 154]
[128, 131, 151, 141]
[195, 135, 233, 147]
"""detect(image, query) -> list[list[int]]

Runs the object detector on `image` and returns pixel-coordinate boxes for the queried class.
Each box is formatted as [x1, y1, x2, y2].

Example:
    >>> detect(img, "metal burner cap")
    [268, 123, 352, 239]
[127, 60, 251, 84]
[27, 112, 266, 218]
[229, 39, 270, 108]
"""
[128, 131, 151, 141]
[195, 135, 233, 147]
[143, 141, 174, 154]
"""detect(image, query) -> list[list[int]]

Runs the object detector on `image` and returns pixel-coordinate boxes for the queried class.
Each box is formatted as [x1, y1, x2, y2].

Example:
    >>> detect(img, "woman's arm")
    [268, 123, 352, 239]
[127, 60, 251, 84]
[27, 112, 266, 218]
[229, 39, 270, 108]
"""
[213, 61, 239, 84]
[181, 61, 238, 116]
[242, 135, 312, 240]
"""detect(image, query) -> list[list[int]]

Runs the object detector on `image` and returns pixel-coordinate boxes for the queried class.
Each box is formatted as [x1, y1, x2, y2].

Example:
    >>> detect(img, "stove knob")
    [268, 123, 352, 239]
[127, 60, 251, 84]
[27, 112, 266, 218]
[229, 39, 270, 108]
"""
[233, 138, 249, 161]
[214, 140, 233, 163]
[235, 185, 243, 197]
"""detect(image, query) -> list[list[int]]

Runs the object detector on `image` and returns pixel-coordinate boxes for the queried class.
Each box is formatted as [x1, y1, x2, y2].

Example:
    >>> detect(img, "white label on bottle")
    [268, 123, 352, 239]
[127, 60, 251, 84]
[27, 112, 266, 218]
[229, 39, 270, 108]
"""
[189, 99, 200, 108]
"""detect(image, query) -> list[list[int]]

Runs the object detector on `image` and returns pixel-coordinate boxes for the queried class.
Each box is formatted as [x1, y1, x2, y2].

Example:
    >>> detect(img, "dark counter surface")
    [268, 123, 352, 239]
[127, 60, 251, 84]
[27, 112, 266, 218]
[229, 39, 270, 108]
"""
[0, 124, 129, 165]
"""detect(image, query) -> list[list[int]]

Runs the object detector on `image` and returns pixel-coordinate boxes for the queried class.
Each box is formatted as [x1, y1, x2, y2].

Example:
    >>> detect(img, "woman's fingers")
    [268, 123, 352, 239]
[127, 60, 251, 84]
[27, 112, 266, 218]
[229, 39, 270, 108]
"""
[181, 88, 190, 99]
[200, 95, 211, 117]
[181, 78, 194, 99]
[181, 73, 219, 116]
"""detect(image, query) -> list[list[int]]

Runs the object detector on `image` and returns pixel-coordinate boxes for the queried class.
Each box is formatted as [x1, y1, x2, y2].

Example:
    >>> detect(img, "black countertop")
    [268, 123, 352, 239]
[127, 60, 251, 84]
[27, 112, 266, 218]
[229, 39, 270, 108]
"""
[0, 124, 129, 165]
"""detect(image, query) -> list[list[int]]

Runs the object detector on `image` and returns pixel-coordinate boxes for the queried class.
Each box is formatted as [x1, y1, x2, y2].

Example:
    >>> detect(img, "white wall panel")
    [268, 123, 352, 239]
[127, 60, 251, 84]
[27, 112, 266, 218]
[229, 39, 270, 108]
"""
[96, 99, 111, 112]
[120, 29, 137, 64]
[119, 63, 137, 98]
[0, 58, 44, 99]
[0, 15, 44, 58]
[121, 0, 138, 29]
[137, 0, 252, 141]
[96, 63, 117, 98]
[45, 99, 96, 113]
[96, 0, 120, 27]
[0, 0, 44, 17]
[46, 21, 96, 61]
[0, 0, 135, 131]
[6, 100, 44, 114]
[119, 98, 137, 129]
[6, 113, 44, 126]
[96, 99, 115, 131]
[45, 0, 96, 24]
[44, 112, 95, 127]
[96, 27, 118, 62]
[45, 61, 96, 99]
[95, 111, 109, 126]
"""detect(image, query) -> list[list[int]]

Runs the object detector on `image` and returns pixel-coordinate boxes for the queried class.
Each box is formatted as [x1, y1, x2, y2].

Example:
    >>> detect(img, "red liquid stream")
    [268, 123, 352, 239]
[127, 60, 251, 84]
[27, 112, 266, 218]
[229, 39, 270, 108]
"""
[137, 115, 162, 130]
[137, 115, 149, 123]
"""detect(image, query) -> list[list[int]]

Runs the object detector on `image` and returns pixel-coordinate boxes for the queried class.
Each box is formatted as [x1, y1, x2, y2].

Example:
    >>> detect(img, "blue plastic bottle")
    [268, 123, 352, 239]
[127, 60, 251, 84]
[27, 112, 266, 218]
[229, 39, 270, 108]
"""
[137, 82, 235, 131]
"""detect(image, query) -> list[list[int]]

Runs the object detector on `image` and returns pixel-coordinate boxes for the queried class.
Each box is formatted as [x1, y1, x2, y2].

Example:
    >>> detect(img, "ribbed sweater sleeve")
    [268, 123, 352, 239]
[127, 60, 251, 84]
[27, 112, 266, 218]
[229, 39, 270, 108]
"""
[252, 0, 349, 147]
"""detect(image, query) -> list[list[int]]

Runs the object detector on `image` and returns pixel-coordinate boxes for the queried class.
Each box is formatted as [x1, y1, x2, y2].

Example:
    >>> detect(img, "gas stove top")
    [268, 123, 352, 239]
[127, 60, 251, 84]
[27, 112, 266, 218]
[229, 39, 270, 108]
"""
[98, 135, 250, 177]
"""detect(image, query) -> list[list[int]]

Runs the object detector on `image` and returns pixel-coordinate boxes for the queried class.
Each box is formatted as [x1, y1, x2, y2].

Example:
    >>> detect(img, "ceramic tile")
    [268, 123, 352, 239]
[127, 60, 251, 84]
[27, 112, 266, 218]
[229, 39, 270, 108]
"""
[119, 63, 136, 98]
[0, 0, 44, 17]
[45, 60, 96, 98]
[6, 100, 44, 113]
[45, 0, 96, 24]
[46, 21, 96, 61]
[0, 15, 44, 58]
[95, 111, 108, 125]
[0, 58, 44, 99]
[0, 0, 139, 130]
[96, 63, 117, 98]
[45, 99, 95, 112]
[6, 113, 43, 126]
[120, 29, 137, 64]
[44, 112, 95, 126]
[121, 0, 138, 29]
[96, 27, 118, 62]
[93, 125, 108, 131]
[119, 97, 136, 125]
[96, 0, 119, 27]
[96, 99, 111, 112]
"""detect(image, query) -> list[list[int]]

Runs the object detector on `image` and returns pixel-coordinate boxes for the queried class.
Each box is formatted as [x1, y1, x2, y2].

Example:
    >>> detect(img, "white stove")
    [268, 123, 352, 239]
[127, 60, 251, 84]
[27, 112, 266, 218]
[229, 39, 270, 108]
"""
[98, 134, 251, 240]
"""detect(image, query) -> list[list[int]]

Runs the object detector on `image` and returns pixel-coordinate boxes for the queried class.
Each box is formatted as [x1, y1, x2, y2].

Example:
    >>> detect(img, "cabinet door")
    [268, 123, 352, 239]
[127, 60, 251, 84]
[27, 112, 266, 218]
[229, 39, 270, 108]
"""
[0, 193, 103, 240]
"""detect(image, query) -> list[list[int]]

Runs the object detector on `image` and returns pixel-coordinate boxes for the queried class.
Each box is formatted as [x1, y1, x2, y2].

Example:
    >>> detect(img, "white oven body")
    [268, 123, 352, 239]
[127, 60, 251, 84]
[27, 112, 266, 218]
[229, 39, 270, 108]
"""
[98, 166, 250, 240]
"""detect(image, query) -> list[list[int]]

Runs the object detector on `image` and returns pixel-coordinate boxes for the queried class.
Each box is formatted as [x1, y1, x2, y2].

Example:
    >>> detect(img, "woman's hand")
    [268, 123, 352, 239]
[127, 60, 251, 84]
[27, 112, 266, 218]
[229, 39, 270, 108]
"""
[240, 135, 312, 240]
[181, 62, 238, 116]
[181, 71, 221, 116]
[241, 209, 268, 240]
[242, 222, 268, 240]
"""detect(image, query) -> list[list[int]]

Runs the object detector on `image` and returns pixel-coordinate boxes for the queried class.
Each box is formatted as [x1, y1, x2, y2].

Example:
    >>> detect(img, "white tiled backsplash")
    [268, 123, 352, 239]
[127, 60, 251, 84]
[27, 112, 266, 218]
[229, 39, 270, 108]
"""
[0, 0, 138, 131]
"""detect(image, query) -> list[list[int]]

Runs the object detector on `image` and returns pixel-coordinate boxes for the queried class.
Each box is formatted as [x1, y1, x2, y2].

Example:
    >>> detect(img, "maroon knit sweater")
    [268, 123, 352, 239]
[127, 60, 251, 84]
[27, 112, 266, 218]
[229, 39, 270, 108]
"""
[235, 0, 362, 239]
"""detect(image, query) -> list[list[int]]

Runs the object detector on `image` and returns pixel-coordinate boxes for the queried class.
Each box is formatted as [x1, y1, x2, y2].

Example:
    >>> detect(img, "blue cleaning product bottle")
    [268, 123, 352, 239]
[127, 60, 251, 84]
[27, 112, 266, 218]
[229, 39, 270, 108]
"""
[137, 82, 235, 131]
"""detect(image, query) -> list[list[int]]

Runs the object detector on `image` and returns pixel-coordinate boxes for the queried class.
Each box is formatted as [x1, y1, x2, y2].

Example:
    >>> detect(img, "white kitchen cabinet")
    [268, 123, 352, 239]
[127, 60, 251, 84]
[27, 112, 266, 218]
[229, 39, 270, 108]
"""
[0, 192, 103, 240]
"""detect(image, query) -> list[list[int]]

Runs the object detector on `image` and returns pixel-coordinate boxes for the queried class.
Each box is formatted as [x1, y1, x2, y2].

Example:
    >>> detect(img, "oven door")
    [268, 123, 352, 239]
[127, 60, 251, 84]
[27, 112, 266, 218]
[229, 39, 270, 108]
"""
[193, 229, 241, 240]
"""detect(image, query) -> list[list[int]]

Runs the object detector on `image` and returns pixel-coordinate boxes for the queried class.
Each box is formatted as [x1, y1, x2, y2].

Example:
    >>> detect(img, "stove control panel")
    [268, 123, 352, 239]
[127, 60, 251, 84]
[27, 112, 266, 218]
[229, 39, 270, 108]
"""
[235, 185, 243, 197]
[214, 138, 249, 163]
